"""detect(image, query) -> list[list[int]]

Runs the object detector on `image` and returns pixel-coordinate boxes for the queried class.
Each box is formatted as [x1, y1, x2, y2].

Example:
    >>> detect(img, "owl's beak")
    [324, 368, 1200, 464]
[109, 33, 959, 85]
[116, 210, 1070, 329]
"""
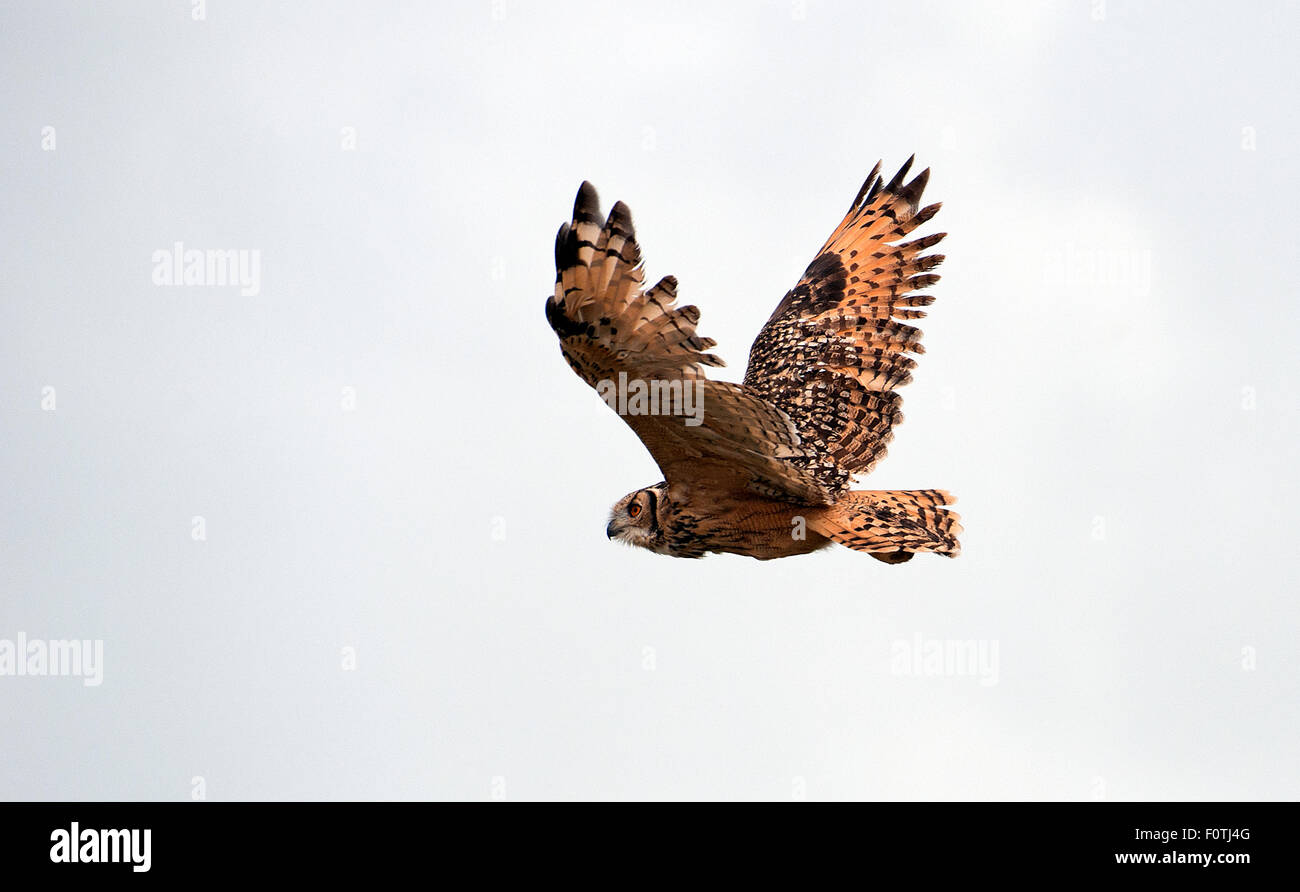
[605, 520, 617, 539]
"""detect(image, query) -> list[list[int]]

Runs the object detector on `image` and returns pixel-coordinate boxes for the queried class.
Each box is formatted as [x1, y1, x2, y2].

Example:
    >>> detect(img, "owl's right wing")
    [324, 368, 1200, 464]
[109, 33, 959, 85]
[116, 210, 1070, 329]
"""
[546, 182, 834, 505]
[743, 158, 947, 495]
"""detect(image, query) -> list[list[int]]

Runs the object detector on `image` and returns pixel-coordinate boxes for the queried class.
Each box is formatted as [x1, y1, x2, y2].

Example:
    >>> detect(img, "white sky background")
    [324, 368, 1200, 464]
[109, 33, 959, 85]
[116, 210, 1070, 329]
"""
[1, 0, 1297, 800]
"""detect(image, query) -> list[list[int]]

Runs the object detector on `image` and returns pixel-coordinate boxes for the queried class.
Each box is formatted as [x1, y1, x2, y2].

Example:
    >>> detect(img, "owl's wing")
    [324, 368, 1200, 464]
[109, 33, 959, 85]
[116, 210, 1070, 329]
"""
[546, 183, 834, 504]
[743, 157, 945, 494]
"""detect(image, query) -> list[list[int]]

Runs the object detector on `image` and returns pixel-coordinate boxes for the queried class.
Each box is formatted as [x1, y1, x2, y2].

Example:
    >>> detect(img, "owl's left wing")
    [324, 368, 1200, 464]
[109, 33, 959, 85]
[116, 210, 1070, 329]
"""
[546, 182, 834, 504]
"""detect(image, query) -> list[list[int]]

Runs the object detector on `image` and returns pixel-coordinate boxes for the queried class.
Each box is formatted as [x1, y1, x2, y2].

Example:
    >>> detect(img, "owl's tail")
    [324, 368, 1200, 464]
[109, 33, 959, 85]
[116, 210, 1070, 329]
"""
[810, 489, 962, 564]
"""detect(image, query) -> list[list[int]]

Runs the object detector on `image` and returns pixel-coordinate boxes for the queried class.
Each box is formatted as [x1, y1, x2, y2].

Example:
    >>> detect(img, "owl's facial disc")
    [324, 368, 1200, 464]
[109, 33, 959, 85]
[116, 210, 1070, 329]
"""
[606, 487, 659, 547]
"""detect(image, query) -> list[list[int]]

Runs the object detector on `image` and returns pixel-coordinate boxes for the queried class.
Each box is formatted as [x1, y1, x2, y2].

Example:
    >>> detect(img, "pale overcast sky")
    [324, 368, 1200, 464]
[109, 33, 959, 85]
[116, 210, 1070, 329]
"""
[2, 1, 1297, 800]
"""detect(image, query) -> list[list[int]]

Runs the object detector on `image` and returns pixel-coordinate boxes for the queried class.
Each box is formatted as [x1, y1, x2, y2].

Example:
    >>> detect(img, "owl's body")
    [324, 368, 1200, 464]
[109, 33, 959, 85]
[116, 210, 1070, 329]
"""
[547, 158, 962, 562]
[610, 481, 828, 560]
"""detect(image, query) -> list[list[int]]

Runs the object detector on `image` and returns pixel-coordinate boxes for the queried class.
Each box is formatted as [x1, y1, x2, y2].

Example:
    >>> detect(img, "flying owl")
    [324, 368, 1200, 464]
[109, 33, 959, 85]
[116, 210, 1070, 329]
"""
[545, 157, 961, 562]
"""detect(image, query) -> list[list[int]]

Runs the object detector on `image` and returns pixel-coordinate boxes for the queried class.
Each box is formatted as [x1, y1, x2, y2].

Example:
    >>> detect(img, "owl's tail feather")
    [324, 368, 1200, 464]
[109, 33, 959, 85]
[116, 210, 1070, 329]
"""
[810, 489, 961, 563]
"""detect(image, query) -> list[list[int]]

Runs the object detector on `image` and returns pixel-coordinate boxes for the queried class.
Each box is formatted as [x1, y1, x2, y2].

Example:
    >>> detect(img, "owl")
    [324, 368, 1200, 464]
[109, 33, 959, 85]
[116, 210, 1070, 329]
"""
[545, 157, 961, 562]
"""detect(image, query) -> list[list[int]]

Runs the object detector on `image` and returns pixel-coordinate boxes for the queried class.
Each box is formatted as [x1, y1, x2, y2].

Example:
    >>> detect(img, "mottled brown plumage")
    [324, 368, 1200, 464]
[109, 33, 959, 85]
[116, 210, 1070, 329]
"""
[546, 159, 962, 562]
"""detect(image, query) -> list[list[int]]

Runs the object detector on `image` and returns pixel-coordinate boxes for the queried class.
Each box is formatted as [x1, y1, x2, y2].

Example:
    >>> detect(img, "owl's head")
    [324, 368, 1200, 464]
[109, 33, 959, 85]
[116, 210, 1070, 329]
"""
[607, 482, 670, 552]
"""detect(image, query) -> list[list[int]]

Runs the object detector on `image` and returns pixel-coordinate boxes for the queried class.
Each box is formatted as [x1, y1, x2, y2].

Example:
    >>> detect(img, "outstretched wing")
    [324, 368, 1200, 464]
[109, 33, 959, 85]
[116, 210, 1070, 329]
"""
[546, 183, 833, 504]
[743, 157, 945, 494]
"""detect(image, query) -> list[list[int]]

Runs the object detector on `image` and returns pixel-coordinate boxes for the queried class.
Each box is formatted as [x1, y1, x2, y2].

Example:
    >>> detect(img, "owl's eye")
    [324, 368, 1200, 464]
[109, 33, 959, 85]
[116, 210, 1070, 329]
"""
[628, 502, 642, 518]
